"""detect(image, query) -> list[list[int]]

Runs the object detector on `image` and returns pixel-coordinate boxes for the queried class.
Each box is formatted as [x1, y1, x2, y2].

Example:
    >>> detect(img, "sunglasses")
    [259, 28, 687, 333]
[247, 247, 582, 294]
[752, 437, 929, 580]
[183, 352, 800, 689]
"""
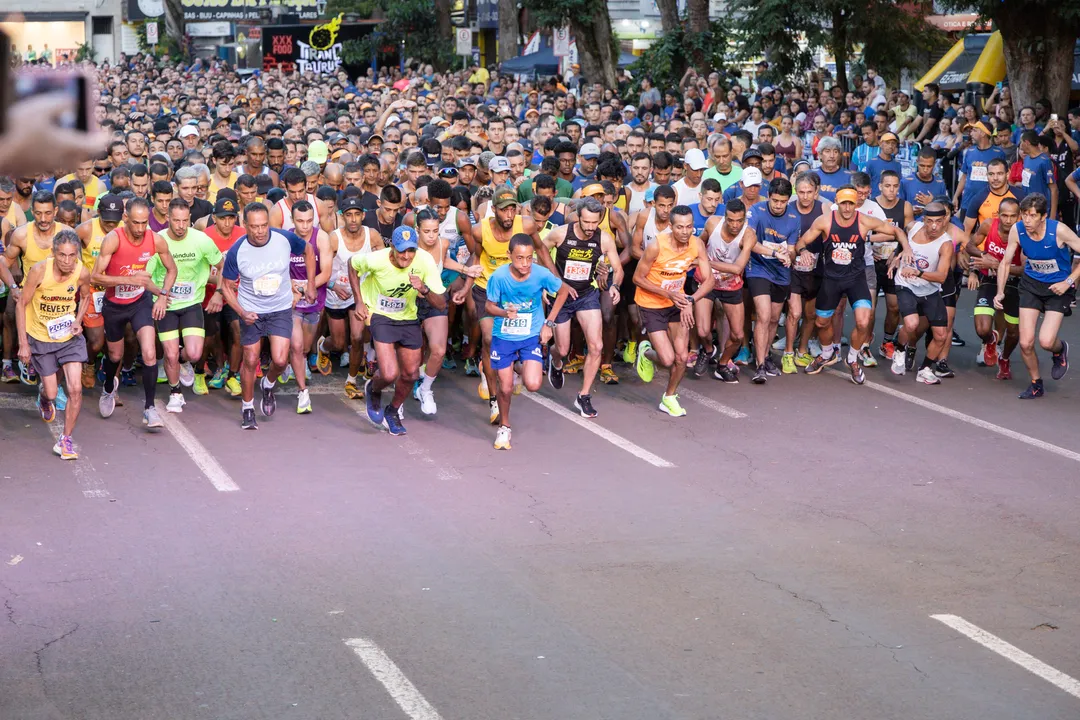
[93, 166, 112, 174]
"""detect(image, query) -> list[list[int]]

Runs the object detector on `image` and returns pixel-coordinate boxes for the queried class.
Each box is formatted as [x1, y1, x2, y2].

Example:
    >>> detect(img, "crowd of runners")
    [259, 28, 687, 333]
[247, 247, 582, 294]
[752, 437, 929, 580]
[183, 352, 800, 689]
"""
[3, 54, 1080, 459]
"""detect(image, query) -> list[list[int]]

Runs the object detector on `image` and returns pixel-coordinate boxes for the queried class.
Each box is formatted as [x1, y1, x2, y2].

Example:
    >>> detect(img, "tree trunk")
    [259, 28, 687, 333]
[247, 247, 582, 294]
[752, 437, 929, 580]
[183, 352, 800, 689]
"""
[686, 0, 709, 70]
[572, 6, 617, 89]
[162, 0, 184, 45]
[829, 6, 849, 95]
[435, 0, 453, 44]
[995, 10, 1078, 117]
[497, 0, 518, 62]
[654, 0, 680, 35]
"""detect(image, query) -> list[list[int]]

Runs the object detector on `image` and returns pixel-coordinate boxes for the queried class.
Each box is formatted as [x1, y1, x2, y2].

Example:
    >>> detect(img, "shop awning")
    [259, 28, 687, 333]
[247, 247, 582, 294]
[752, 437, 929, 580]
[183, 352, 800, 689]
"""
[915, 32, 1005, 93]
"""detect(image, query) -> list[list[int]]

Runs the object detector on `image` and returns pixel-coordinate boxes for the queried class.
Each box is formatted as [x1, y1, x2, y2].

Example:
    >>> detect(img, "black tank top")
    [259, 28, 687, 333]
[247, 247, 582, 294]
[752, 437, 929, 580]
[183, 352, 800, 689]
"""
[880, 199, 906, 229]
[822, 211, 867, 280]
[555, 221, 602, 293]
[796, 201, 825, 275]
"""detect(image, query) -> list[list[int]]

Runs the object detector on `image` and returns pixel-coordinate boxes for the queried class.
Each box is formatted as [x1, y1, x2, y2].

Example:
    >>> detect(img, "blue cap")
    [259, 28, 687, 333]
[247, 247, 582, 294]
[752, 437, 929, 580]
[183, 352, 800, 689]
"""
[645, 186, 656, 203]
[391, 226, 418, 252]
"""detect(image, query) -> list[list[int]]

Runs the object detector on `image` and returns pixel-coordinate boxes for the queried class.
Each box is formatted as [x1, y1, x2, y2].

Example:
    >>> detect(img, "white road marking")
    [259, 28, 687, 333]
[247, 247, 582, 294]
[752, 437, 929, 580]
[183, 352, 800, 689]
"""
[154, 400, 240, 492]
[679, 388, 748, 418]
[0, 395, 111, 498]
[826, 370, 1080, 465]
[931, 614, 1080, 700]
[344, 637, 445, 720]
[7, 555, 23, 566]
[523, 393, 675, 468]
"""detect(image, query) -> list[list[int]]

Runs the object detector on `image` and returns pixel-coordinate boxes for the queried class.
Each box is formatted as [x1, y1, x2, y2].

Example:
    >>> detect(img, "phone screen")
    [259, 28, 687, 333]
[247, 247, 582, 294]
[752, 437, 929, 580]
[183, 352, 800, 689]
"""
[14, 72, 88, 131]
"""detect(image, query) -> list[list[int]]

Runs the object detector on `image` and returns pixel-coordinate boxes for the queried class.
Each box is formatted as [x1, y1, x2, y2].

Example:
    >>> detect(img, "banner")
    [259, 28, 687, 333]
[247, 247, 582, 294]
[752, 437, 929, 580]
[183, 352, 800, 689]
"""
[476, 0, 497, 29]
[261, 16, 371, 76]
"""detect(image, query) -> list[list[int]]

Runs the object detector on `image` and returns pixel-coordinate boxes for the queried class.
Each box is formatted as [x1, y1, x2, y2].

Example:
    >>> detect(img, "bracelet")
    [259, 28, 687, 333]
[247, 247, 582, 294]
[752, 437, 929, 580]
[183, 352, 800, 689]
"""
[328, 279, 336, 289]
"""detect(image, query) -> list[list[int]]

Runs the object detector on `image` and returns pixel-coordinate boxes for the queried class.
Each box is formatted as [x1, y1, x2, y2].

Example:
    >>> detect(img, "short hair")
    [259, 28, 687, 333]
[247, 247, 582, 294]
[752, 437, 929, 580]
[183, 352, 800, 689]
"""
[243, 201, 270, 223]
[169, 198, 191, 214]
[700, 178, 722, 194]
[52, 228, 80, 252]
[652, 151, 674, 170]
[795, 170, 820, 189]
[281, 168, 307, 187]
[530, 194, 552, 216]
[653, 184, 677, 202]
[768, 177, 793, 197]
[53, 182, 75, 198]
[596, 158, 624, 181]
[508, 232, 534, 252]
[0, 177, 14, 193]
[917, 146, 937, 161]
[315, 185, 338, 202]
[291, 200, 314, 216]
[1019, 192, 1048, 216]
[427, 179, 452, 201]
[670, 204, 694, 220]
[579, 197, 604, 217]
[533, 173, 557, 193]
[152, 180, 174, 198]
[851, 172, 872, 189]
[380, 185, 402, 204]
[175, 166, 198, 183]
[236, 173, 257, 189]
[726, 198, 746, 215]
[879, 170, 901, 183]
[998, 196, 1020, 212]
[817, 136, 842, 153]
[126, 196, 151, 214]
[31, 190, 55, 207]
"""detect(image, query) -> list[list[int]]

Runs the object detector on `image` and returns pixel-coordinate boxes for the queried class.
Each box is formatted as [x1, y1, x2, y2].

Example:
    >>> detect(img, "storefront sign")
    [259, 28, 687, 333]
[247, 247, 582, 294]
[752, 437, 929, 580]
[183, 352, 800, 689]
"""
[262, 16, 370, 76]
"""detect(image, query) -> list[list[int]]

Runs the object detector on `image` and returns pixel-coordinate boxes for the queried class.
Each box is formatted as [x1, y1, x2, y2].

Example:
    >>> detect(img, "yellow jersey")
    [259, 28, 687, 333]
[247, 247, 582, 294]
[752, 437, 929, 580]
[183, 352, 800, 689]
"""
[21, 224, 54, 284]
[476, 216, 523, 290]
[25, 257, 82, 343]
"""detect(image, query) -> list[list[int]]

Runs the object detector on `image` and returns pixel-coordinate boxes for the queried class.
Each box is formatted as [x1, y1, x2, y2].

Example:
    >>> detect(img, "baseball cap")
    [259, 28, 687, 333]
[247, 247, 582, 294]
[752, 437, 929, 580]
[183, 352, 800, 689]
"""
[581, 183, 606, 197]
[340, 196, 365, 213]
[391, 225, 419, 252]
[836, 187, 859, 204]
[684, 148, 708, 171]
[421, 138, 442, 166]
[493, 187, 518, 209]
[878, 131, 899, 144]
[328, 132, 348, 145]
[741, 148, 763, 163]
[579, 143, 600, 159]
[213, 196, 239, 217]
[457, 155, 478, 169]
[742, 167, 763, 186]
[489, 156, 511, 173]
[98, 194, 123, 221]
[307, 140, 329, 164]
[178, 125, 200, 139]
[968, 121, 993, 136]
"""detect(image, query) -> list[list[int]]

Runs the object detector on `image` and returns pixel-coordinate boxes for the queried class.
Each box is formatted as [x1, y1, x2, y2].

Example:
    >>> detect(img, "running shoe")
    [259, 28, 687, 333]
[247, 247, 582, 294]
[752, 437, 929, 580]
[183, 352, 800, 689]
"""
[781, 353, 796, 374]
[847, 359, 865, 385]
[307, 352, 319, 373]
[513, 372, 523, 395]
[658, 394, 687, 417]
[19, 361, 38, 386]
[1052, 340, 1069, 380]
[179, 361, 195, 387]
[692, 348, 712, 376]
[494, 425, 512, 450]
[478, 372, 491, 399]
[383, 409, 407, 436]
[916, 366, 940, 385]
[982, 331, 1000, 367]
[951, 330, 966, 347]
[166, 392, 186, 413]
[278, 365, 294, 384]
[904, 347, 917, 373]
[54, 385, 67, 411]
[488, 398, 500, 425]
[241, 408, 258, 429]
[36, 394, 55, 422]
[442, 355, 456, 370]
[364, 358, 378, 380]
[933, 360, 955, 378]
[364, 379, 383, 425]
[156, 362, 167, 384]
[734, 346, 752, 366]
[1018, 380, 1044, 399]
[193, 374, 209, 396]
[622, 340, 637, 364]
[858, 344, 877, 368]
[547, 358, 564, 390]
[574, 393, 597, 419]
[316, 338, 333, 375]
[53, 434, 77, 460]
[763, 356, 781, 377]
[635, 340, 655, 383]
[752, 365, 767, 384]
[1, 363, 16, 383]
[419, 387, 437, 415]
[891, 349, 907, 375]
[770, 336, 786, 351]
[143, 406, 165, 429]
[121, 368, 137, 387]
[98, 387, 117, 418]
[599, 364, 619, 385]
[563, 355, 585, 374]
[996, 358, 1012, 380]
[804, 352, 838, 375]
[260, 379, 277, 417]
[878, 340, 896, 361]
[340, 350, 351, 368]
[685, 351, 697, 369]
[793, 351, 813, 368]
[463, 358, 480, 377]
[344, 377, 363, 399]
[808, 338, 823, 357]
[714, 363, 739, 383]
[81, 364, 96, 389]
[412, 378, 422, 401]
[297, 388, 312, 414]
[225, 376, 242, 397]
[208, 366, 228, 389]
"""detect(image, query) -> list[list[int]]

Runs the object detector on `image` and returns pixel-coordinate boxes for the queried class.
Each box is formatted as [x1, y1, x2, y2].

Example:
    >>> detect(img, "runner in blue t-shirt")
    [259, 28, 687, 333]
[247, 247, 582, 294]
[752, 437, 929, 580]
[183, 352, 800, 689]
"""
[865, 132, 902, 198]
[954, 122, 1006, 215]
[484, 233, 570, 450]
[1019, 130, 1058, 217]
[901, 147, 947, 216]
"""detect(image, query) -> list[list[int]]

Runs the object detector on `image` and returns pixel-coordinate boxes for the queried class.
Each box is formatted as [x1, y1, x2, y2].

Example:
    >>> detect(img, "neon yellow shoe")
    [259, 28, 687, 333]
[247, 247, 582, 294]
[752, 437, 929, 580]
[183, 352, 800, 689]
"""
[635, 340, 654, 383]
[793, 351, 814, 368]
[563, 355, 585, 374]
[622, 340, 637, 364]
[193, 373, 209, 395]
[781, 353, 797, 375]
[225, 376, 242, 396]
[659, 393, 687, 417]
[344, 377, 364, 399]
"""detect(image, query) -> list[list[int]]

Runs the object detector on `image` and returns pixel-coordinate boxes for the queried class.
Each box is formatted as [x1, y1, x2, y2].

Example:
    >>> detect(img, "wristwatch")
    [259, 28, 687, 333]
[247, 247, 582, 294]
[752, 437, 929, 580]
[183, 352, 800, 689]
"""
[544, 319, 556, 329]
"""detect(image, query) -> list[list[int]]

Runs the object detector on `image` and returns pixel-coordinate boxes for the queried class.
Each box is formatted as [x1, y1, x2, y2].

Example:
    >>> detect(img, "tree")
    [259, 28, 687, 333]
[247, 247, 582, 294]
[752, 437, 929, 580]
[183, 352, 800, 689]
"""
[340, 0, 456, 70]
[939, 0, 1080, 117]
[498, 0, 519, 62]
[520, 0, 619, 88]
[654, 0, 680, 34]
[729, 0, 943, 93]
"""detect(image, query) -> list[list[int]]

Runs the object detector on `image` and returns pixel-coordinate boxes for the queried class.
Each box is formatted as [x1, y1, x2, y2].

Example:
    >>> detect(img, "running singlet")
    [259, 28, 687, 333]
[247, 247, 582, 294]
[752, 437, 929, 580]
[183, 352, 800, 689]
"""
[476, 216, 524, 290]
[325, 228, 373, 310]
[290, 229, 326, 313]
[25, 257, 82, 343]
[351, 246, 446, 322]
[486, 263, 562, 341]
[83, 220, 109, 314]
[634, 234, 698, 309]
[795, 201, 824, 275]
[104, 227, 156, 304]
[208, 172, 238, 203]
[147, 229, 223, 310]
[874, 199, 906, 261]
[554, 222, 603, 294]
[641, 208, 660, 249]
[706, 219, 747, 291]
[276, 196, 320, 231]
[1018, 218, 1070, 283]
[821, 212, 867, 280]
[20, 224, 53, 283]
[978, 219, 1022, 275]
[895, 233, 950, 296]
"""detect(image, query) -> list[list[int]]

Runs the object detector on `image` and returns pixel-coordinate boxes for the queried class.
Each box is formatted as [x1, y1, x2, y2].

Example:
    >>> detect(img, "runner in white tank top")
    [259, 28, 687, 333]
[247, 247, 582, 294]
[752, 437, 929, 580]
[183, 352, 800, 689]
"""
[324, 226, 374, 311]
[706, 218, 748, 291]
[277, 195, 320, 231]
[642, 208, 659, 249]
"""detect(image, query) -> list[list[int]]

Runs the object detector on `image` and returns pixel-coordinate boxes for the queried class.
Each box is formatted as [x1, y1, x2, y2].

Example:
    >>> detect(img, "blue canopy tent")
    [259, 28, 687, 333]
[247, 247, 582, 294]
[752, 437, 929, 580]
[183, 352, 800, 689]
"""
[500, 46, 638, 76]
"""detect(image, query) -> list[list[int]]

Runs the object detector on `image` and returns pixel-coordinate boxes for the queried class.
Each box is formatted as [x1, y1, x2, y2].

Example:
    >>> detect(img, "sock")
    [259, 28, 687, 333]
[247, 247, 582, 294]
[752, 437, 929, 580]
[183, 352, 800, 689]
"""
[365, 344, 375, 362]
[847, 347, 859, 364]
[920, 357, 932, 369]
[2, 359, 10, 369]
[262, 376, 275, 390]
[421, 373, 435, 391]
[347, 373, 357, 384]
[820, 344, 835, 360]
[102, 357, 120, 392]
[142, 364, 156, 408]
[242, 399, 254, 410]
[170, 383, 181, 395]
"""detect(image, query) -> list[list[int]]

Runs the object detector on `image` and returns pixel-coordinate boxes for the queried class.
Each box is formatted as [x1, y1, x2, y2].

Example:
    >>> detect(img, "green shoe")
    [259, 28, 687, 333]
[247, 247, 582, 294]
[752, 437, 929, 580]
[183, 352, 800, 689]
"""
[208, 366, 228, 389]
[781, 353, 796, 374]
[193, 373, 209, 396]
[793, 351, 813, 368]
[635, 340, 654, 383]
[622, 340, 637, 364]
[225, 376, 242, 397]
[659, 393, 686, 417]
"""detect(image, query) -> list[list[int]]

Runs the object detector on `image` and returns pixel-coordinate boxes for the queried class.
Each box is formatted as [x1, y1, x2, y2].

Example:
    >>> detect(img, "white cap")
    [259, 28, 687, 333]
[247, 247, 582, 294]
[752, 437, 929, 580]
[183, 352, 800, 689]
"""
[579, 142, 601, 158]
[684, 148, 708, 171]
[713, 112, 727, 123]
[742, 167, 763, 186]
[178, 125, 200, 139]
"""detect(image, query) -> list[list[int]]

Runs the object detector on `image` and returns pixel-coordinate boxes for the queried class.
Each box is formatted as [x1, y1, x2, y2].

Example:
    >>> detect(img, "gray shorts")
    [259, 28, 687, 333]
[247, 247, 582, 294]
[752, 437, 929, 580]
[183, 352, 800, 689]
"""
[29, 335, 88, 378]
[239, 308, 293, 346]
[864, 262, 878, 297]
[293, 308, 322, 326]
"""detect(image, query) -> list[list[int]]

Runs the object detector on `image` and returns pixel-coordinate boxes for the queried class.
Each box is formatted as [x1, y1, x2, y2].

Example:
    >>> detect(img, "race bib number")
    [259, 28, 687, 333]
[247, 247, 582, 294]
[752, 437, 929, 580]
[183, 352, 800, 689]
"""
[660, 277, 685, 292]
[501, 314, 532, 336]
[713, 271, 743, 291]
[376, 294, 407, 314]
[1021, 168, 1032, 187]
[763, 241, 784, 256]
[1029, 258, 1060, 275]
[253, 273, 282, 297]
[831, 247, 853, 266]
[455, 245, 470, 264]
[171, 282, 194, 300]
[795, 251, 819, 272]
[92, 291, 105, 313]
[114, 284, 143, 300]
[563, 259, 592, 282]
[970, 165, 988, 182]
[46, 313, 75, 340]
[872, 241, 898, 261]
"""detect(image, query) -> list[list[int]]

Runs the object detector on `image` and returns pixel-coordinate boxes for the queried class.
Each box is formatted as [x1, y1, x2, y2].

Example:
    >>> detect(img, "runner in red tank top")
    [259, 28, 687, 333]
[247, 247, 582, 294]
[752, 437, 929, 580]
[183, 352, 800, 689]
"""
[966, 196, 1023, 377]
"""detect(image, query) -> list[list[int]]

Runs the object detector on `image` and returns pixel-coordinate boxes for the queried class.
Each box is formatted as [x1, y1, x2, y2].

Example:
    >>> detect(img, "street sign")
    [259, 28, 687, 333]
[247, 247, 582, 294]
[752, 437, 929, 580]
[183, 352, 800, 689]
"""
[146, 21, 159, 46]
[456, 28, 472, 56]
[553, 26, 570, 57]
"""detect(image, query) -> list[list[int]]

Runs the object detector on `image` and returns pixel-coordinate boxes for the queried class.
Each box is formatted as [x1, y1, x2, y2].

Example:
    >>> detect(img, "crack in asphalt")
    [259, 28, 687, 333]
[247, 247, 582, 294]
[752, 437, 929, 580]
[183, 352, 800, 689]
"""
[1011, 552, 1070, 581]
[0, 581, 19, 626]
[792, 502, 883, 538]
[34, 623, 80, 683]
[492, 473, 552, 538]
[747, 571, 927, 679]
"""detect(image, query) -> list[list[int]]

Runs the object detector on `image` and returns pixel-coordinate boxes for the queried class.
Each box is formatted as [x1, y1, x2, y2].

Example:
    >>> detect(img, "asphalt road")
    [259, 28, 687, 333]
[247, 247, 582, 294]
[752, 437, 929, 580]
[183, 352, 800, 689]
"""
[2, 295, 1079, 720]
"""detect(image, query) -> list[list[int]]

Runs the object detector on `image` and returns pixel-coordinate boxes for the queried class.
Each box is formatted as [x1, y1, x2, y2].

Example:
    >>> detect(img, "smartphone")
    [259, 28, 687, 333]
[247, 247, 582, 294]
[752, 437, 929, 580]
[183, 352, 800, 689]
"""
[13, 69, 90, 131]
[1051, 113, 1059, 122]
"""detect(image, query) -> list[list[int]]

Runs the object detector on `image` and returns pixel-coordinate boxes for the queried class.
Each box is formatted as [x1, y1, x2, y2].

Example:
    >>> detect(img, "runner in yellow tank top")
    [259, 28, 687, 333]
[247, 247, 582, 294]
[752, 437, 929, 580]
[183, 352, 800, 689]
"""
[631, 205, 713, 417]
[16, 230, 92, 459]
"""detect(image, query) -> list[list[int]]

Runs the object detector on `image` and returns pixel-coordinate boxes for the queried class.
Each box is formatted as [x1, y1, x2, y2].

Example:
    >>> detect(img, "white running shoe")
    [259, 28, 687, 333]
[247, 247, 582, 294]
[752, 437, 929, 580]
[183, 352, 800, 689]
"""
[494, 425, 512, 450]
[916, 366, 940, 385]
[297, 388, 312, 414]
[99, 388, 117, 418]
[808, 338, 822, 357]
[340, 350, 350, 368]
[143, 406, 165, 428]
[166, 392, 186, 413]
[891, 349, 906, 375]
[419, 387, 437, 415]
[179, 361, 195, 387]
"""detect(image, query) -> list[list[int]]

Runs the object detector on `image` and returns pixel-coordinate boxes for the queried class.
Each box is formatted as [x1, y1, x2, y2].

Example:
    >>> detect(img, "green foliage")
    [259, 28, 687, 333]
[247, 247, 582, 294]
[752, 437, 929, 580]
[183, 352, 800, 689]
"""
[625, 20, 731, 98]
[324, 0, 381, 18]
[340, 0, 456, 69]
[133, 20, 182, 61]
[522, 0, 602, 31]
[75, 42, 95, 64]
